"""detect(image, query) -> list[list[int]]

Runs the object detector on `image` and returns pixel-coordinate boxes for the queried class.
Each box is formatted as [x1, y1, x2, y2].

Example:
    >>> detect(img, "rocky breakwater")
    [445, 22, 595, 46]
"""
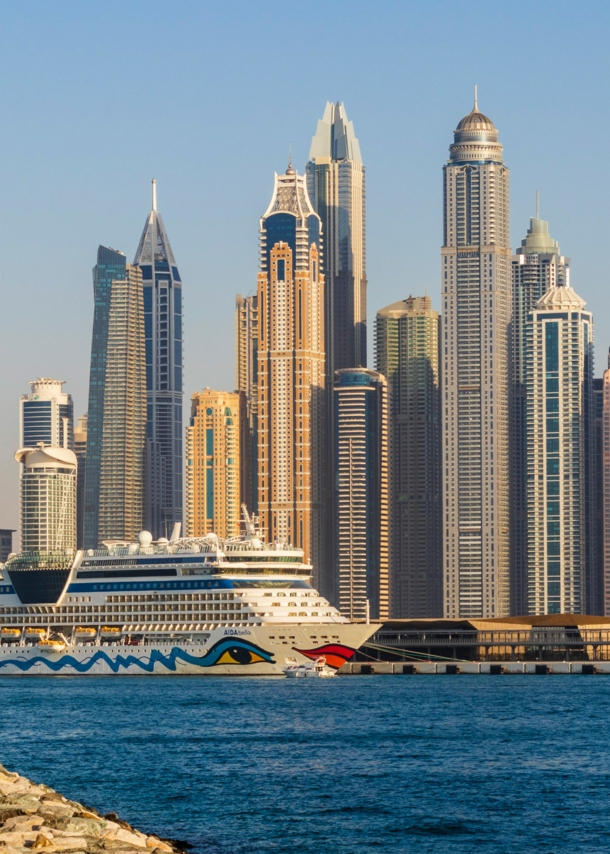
[0, 765, 186, 854]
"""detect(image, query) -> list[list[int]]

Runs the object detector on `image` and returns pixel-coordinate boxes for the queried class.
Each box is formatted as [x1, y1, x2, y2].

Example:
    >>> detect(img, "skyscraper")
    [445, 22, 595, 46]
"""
[511, 212, 570, 614]
[375, 296, 441, 617]
[257, 164, 325, 577]
[15, 446, 77, 553]
[334, 369, 389, 620]
[84, 246, 146, 547]
[74, 413, 87, 550]
[186, 389, 244, 539]
[594, 375, 604, 614]
[307, 101, 366, 373]
[306, 102, 365, 602]
[134, 180, 183, 539]
[235, 294, 258, 512]
[442, 94, 511, 618]
[0, 530, 15, 562]
[20, 379, 73, 450]
[525, 282, 594, 615]
[601, 356, 610, 615]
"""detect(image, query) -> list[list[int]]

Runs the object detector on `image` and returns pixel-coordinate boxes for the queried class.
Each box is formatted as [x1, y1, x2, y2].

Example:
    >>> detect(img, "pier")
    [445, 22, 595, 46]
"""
[345, 614, 610, 672]
[341, 660, 610, 674]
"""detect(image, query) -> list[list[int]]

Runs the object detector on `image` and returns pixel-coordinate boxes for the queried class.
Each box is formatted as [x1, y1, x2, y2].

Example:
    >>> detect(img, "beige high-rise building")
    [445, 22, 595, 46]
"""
[186, 389, 244, 539]
[442, 93, 511, 618]
[375, 296, 441, 617]
[235, 294, 258, 512]
[257, 164, 325, 577]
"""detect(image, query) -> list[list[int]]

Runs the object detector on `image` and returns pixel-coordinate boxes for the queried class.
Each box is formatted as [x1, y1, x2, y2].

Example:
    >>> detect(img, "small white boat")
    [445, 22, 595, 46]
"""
[283, 656, 336, 678]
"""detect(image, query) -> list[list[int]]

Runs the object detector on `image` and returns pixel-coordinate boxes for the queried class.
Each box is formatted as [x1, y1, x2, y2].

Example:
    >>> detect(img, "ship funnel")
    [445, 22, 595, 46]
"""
[170, 522, 181, 542]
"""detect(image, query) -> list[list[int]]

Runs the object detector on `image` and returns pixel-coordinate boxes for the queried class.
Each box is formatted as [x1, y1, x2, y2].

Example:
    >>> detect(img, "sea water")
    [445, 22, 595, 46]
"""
[1, 675, 610, 854]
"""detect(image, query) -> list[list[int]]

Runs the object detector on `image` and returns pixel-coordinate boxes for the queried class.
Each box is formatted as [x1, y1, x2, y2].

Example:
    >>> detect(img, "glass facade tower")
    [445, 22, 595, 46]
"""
[510, 215, 570, 614]
[20, 379, 73, 451]
[84, 246, 146, 547]
[134, 180, 183, 539]
[334, 369, 389, 621]
[525, 282, 594, 614]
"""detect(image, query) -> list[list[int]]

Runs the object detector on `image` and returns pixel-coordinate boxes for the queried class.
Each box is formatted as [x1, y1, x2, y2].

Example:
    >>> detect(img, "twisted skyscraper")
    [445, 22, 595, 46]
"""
[442, 93, 511, 618]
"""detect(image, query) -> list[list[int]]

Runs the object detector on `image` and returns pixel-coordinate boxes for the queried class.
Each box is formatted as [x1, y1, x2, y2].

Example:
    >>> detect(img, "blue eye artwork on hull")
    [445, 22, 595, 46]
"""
[0, 638, 275, 674]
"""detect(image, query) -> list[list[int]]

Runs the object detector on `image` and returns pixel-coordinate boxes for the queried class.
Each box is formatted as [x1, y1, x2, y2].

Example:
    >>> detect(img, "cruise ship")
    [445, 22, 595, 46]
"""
[0, 511, 377, 675]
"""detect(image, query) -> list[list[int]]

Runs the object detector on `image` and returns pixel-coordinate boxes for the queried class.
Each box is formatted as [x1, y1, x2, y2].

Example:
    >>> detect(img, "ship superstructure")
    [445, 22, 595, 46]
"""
[0, 510, 376, 674]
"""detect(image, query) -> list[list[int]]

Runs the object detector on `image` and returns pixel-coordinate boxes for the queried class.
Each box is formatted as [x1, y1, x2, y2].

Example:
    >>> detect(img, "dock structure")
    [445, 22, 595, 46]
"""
[354, 614, 610, 666]
[341, 660, 610, 674]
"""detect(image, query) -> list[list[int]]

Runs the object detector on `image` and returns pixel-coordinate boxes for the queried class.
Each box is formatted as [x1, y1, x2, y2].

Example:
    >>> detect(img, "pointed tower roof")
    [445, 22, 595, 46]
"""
[261, 165, 318, 221]
[537, 284, 585, 311]
[133, 179, 177, 267]
[309, 101, 362, 162]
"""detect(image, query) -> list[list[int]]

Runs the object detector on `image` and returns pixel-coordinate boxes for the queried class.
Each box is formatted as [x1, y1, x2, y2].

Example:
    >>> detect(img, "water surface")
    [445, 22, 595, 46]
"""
[1, 675, 609, 853]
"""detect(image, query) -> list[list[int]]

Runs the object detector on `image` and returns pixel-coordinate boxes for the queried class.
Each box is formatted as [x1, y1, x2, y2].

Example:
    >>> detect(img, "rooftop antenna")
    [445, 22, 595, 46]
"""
[474, 83, 478, 111]
[152, 178, 157, 212]
[536, 189, 540, 219]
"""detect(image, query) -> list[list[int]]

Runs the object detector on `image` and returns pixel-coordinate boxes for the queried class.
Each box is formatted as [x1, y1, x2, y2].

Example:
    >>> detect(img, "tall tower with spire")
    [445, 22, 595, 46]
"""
[133, 181, 183, 538]
[442, 92, 511, 618]
[257, 163, 325, 580]
[306, 102, 366, 373]
[306, 102, 366, 603]
[511, 208, 570, 614]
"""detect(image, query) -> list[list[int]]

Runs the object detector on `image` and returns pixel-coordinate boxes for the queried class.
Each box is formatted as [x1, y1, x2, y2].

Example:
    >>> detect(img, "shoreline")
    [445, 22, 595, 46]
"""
[0, 765, 190, 854]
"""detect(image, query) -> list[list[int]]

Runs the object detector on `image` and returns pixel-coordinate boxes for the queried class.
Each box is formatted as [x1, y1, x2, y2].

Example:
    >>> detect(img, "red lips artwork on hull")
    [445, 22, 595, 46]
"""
[294, 644, 356, 669]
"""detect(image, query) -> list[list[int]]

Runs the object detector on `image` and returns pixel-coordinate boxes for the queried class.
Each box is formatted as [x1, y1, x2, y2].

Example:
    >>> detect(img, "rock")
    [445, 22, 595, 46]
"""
[145, 840, 171, 852]
[0, 766, 188, 854]
[32, 833, 54, 849]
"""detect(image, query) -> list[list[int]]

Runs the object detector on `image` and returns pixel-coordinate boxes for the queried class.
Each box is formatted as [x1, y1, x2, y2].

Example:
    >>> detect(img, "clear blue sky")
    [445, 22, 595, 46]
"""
[1, 0, 609, 535]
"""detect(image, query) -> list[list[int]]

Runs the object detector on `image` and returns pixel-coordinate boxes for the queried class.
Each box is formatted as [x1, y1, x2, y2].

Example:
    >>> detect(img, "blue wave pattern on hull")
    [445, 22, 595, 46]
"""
[0, 638, 275, 673]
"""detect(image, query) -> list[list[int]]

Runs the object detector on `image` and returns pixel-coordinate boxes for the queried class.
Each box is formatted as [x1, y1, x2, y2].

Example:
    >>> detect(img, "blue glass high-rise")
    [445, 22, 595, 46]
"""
[134, 180, 183, 539]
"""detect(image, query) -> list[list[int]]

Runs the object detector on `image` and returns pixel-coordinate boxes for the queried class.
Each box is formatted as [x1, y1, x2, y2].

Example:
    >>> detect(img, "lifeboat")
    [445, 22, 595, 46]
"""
[24, 628, 47, 640]
[1, 628, 21, 641]
[37, 639, 66, 653]
[74, 627, 97, 639]
[100, 626, 123, 639]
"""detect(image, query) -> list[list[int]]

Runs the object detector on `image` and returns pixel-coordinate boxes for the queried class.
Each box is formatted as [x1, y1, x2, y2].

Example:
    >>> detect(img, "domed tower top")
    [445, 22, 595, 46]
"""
[449, 86, 503, 164]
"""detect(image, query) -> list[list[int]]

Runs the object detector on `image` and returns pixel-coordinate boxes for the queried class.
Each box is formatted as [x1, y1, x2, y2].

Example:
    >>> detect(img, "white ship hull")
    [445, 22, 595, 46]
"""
[0, 623, 377, 676]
